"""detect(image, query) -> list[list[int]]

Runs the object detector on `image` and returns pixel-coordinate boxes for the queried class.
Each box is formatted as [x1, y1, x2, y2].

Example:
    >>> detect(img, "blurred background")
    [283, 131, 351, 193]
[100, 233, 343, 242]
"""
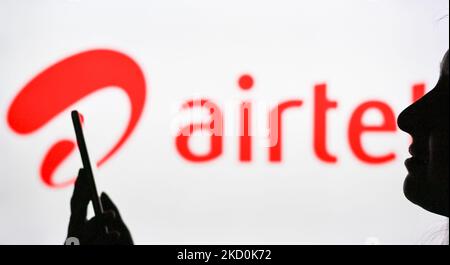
[0, 0, 448, 244]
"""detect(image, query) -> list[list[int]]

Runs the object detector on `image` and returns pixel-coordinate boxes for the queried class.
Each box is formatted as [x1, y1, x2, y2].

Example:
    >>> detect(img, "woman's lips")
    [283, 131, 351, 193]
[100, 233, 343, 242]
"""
[404, 157, 427, 175]
[405, 138, 429, 176]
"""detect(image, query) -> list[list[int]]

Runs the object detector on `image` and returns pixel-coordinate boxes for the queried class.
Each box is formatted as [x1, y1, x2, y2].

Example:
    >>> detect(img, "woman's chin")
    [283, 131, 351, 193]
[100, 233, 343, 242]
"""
[403, 173, 421, 205]
[403, 173, 449, 216]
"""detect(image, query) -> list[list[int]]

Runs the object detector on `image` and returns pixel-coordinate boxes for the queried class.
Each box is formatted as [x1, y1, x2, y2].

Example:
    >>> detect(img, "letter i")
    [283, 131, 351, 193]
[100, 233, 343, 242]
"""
[239, 74, 253, 162]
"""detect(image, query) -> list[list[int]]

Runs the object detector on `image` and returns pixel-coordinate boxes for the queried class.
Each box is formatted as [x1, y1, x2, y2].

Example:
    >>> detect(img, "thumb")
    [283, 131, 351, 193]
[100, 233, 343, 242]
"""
[71, 168, 91, 212]
[69, 168, 91, 235]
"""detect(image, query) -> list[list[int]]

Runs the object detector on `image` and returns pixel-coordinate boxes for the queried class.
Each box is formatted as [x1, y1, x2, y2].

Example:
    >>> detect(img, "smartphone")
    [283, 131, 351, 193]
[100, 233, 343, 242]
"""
[71, 110, 104, 216]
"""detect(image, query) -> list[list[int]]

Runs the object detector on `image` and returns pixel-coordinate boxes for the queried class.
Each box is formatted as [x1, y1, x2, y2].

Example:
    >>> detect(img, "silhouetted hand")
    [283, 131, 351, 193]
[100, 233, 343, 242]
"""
[66, 168, 133, 245]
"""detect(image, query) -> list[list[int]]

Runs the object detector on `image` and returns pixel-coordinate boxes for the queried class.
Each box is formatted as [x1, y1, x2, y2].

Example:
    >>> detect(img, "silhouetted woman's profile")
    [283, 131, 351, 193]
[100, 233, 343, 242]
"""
[398, 50, 449, 234]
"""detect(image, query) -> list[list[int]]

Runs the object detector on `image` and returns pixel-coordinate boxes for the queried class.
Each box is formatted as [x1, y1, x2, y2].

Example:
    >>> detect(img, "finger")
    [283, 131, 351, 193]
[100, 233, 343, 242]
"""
[100, 193, 132, 235]
[68, 168, 90, 234]
[84, 210, 116, 233]
[83, 229, 119, 245]
[100, 192, 121, 218]
[107, 231, 121, 242]
[98, 210, 117, 225]
[82, 215, 108, 243]
[82, 218, 120, 245]
[95, 230, 121, 245]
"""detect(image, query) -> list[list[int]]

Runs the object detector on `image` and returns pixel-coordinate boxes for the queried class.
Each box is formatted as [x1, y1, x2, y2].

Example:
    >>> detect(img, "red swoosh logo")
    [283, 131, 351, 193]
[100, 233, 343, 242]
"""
[7, 49, 146, 188]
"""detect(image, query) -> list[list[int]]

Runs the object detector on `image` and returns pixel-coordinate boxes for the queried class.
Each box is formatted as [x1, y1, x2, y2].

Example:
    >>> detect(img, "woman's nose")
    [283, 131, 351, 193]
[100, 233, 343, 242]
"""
[397, 90, 434, 135]
[397, 105, 414, 134]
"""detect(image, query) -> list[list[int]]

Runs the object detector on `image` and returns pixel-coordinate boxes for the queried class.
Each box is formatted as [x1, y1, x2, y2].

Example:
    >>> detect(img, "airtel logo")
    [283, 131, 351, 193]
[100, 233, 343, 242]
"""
[6, 49, 146, 188]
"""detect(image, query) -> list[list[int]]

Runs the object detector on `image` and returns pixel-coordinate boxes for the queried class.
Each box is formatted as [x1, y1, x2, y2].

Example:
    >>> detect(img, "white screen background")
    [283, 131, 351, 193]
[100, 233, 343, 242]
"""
[0, 0, 448, 244]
